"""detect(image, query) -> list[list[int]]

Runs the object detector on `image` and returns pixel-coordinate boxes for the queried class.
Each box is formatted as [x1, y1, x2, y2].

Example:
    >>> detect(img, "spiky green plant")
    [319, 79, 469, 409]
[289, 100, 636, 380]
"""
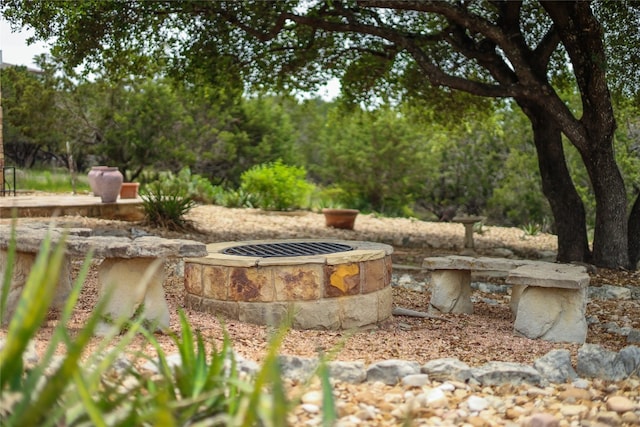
[0, 225, 337, 426]
[140, 181, 197, 230]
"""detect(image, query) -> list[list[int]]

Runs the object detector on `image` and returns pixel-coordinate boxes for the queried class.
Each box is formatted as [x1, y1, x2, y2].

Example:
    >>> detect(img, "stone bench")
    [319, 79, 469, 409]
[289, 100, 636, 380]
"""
[0, 224, 207, 335]
[422, 255, 590, 343]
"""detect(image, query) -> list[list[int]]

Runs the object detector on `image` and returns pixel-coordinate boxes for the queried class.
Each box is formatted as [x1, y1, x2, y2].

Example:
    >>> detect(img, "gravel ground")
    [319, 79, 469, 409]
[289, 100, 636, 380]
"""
[3, 205, 640, 426]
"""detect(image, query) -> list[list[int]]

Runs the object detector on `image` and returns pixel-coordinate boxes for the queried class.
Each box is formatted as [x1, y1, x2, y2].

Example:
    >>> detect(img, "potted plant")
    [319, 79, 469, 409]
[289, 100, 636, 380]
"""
[322, 207, 359, 230]
[119, 182, 140, 199]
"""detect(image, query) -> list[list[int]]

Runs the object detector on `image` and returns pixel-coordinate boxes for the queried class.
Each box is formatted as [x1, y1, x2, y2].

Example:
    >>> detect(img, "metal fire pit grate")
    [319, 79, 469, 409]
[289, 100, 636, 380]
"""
[223, 241, 354, 258]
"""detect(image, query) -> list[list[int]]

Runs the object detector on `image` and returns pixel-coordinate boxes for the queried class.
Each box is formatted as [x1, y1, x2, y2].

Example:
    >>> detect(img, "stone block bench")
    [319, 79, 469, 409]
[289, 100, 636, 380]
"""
[421, 255, 590, 343]
[0, 224, 207, 335]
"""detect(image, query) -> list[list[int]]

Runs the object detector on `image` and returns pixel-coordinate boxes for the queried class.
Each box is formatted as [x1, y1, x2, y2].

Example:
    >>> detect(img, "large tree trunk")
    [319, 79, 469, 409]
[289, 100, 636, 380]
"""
[628, 191, 640, 269]
[580, 144, 630, 269]
[541, 1, 630, 270]
[521, 104, 592, 264]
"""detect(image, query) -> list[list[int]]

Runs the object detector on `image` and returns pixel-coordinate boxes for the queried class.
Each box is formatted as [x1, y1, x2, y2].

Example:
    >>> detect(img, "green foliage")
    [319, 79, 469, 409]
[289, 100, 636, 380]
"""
[92, 77, 194, 182]
[0, 232, 138, 426]
[312, 186, 353, 210]
[314, 105, 429, 216]
[178, 92, 300, 187]
[167, 167, 219, 204]
[16, 168, 90, 194]
[521, 222, 543, 238]
[140, 181, 197, 230]
[138, 313, 252, 425]
[217, 187, 259, 209]
[240, 160, 314, 211]
[0, 64, 63, 168]
[0, 225, 333, 425]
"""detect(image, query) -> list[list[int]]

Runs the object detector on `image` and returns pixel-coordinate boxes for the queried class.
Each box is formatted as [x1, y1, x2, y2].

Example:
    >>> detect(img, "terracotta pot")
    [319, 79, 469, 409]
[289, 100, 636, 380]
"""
[119, 182, 140, 199]
[322, 208, 359, 230]
[94, 167, 123, 203]
[87, 166, 109, 196]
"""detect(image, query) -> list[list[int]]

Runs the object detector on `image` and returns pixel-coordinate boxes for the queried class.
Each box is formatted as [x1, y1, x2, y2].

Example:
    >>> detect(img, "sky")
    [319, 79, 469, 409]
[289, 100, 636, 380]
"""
[0, 18, 51, 68]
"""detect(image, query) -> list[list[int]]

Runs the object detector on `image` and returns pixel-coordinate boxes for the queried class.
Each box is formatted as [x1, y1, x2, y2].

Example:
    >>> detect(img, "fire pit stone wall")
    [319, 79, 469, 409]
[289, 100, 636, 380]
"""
[184, 239, 393, 330]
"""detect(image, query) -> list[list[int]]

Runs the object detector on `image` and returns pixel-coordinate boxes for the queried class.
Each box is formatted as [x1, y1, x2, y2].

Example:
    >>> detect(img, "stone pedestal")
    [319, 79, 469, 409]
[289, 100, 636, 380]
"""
[452, 216, 485, 255]
[95, 257, 169, 336]
[509, 284, 526, 316]
[428, 270, 473, 314]
[513, 286, 588, 342]
[0, 250, 72, 325]
[507, 263, 590, 343]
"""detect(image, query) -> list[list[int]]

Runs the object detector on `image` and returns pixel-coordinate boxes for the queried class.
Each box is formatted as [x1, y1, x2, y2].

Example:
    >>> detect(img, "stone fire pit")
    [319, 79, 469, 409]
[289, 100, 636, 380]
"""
[183, 239, 393, 330]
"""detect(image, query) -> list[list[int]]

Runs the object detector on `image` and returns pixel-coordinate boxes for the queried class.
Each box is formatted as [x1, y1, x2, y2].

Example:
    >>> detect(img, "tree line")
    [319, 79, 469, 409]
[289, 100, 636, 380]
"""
[2, 58, 638, 236]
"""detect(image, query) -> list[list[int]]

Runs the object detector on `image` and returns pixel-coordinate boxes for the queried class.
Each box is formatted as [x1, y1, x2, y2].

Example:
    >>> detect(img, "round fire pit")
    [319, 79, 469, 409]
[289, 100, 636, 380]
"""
[184, 239, 393, 330]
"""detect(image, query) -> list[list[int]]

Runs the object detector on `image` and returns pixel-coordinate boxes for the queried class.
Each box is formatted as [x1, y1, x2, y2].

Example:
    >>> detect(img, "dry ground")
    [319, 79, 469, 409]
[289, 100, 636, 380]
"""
[3, 205, 639, 367]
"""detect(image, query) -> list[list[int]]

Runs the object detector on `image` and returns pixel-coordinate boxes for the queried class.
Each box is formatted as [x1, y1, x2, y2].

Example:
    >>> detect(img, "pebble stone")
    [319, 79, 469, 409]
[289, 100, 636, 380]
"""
[285, 378, 640, 426]
[606, 395, 636, 413]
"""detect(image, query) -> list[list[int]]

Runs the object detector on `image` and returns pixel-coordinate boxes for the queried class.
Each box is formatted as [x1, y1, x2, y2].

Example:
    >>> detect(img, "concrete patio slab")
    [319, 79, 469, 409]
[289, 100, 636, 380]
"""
[0, 193, 144, 221]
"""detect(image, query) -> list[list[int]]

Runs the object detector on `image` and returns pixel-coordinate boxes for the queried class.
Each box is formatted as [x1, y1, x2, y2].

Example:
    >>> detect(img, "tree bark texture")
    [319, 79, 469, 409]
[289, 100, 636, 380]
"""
[580, 145, 629, 269]
[628, 192, 640, 269]
[519, 102, 592, 264]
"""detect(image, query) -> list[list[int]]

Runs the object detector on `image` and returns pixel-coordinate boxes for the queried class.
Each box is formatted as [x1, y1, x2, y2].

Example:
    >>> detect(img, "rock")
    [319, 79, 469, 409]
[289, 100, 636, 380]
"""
[559, 404, 589, 417]
[278, 355, 318, 382]
[512, 286, 588, 343]
[328, 361, 366, 384]
[557, 386, 592, 402]
[392, 273, 426, 292]
[596, 411, 622, 426]
[423, 388, 448, 408]
[616, 346, 640, 377]
[572, 378, 591, 389]
[421, 357, 472, 382]
[300, 403, 320, 414]
[621, 411, 640, 424]
[536, 250, 558, 261]
[467, 415, 491, 427]
[234, 353, 260, 377]
[466, 395, 489, 412]
[604, 321, 625, 335]
[606, 395, 636, 413]
[488, 247, 515, 258]
[534, 349, 577, 384]
[366, 359, 420, 385]
[627, 329, 640, 343]
[523, 413, 559, 427]
[589, 285, 632, 300]
[401, 374, 430, 387]
[301, 390, 323, 405]
[470, 361, 542, 386]
[577, 344, 628, 381]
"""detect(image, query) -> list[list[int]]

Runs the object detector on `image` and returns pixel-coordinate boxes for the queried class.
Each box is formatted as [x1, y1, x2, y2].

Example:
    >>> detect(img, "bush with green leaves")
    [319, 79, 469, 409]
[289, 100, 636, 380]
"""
[0, 226, 337, 426]
[240, 160, 315, 211]
[218, 187, 259, 208]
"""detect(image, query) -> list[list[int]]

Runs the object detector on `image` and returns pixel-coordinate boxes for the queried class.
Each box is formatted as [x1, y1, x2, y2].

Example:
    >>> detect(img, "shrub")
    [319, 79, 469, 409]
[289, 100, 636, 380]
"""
[0, 226, 335, 425]
[140, 181, 196, 231]
[218, 187, 259, 208]
[144, 167, 218, 204]
[240, 161, 315, 211]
